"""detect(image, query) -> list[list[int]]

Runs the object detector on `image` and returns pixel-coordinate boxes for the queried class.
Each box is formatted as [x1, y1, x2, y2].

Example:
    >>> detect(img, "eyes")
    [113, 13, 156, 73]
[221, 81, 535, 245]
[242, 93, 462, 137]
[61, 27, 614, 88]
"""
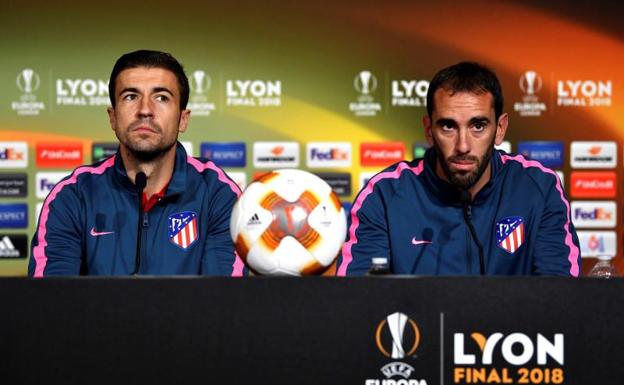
[439, 120, 488, 133]
[120, 93, 171, 103]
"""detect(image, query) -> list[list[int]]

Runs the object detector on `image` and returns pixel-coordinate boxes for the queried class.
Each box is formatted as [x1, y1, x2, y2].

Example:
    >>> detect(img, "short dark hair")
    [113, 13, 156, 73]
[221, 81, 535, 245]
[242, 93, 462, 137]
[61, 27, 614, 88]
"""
[108, 50, 189, 109]
[426, 62, 504, 120]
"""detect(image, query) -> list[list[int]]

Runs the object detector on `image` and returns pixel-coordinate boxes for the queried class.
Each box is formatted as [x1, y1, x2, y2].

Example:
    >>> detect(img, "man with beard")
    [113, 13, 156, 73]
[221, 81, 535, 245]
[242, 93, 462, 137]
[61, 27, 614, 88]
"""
[29, 50, 245, 276]
[337, 62, 580, 276]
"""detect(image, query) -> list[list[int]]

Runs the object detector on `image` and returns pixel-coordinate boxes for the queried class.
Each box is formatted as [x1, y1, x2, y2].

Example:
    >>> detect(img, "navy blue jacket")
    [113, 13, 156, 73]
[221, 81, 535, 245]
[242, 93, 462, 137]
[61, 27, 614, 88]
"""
[337, 148, 581, 276]
[29, 143, 246, 276]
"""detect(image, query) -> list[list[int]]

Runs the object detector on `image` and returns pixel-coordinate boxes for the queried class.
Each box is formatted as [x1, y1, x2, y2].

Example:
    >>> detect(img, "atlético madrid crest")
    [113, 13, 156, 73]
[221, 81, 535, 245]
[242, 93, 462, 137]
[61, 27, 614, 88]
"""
[496, 216, 525, 254]
[168, 211, 199, 250]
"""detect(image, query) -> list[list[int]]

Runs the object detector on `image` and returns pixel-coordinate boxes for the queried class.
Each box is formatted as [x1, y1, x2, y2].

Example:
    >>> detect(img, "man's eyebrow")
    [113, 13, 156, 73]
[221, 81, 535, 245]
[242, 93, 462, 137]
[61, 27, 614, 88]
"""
[118, 87, 174, 96]
[119, 87, 139, 95]
[435, 118, 457, 127]
[152, 87, 174, 96]
[469, 116, 491, 125]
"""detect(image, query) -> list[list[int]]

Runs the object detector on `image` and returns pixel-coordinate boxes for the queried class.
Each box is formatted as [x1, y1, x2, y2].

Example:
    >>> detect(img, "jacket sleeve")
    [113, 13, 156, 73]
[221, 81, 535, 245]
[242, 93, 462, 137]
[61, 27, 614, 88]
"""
[29, 182, 83, 277]
[336, 183, 390, 276]
[533, 178, 581, 276]
[201, 181, 247, 276]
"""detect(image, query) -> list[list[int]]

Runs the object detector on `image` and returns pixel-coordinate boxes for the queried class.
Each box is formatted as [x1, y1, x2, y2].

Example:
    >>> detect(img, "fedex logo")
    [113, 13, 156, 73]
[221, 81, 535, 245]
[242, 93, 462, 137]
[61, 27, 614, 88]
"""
[571, 201, 616, 228]
[310, 148, 348, 160]
[36, 172, 66, 199]
[36, 143, 83, 168]
[307, 142, 352, 168]
[0, 142, 28, 168]
[361, 142, 405, 167]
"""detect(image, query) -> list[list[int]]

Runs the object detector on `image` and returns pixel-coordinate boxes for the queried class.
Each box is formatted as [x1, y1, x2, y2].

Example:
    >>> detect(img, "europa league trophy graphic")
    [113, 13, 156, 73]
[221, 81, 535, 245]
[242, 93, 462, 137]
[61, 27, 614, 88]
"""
[355, 70, 377, 102]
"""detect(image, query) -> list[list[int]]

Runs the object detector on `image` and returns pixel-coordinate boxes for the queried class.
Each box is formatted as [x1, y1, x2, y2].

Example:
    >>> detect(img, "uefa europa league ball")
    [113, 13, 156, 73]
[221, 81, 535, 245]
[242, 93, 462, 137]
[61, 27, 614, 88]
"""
[230, 169, 347, 275]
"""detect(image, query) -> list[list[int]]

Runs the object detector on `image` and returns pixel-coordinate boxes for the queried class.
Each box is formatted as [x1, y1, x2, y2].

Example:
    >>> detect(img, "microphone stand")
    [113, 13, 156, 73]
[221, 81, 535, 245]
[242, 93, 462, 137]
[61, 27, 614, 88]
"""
[132, 172, 147, 275]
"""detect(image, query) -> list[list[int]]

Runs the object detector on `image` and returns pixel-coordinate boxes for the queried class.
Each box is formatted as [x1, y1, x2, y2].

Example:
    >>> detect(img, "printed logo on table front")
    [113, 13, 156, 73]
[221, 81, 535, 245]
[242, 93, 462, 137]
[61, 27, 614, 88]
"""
[570, 141, 616, 169]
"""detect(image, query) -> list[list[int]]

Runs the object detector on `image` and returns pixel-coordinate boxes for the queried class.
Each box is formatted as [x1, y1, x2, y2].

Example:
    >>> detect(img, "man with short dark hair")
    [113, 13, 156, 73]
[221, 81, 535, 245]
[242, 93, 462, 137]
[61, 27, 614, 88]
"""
[29, 50, 245, 276]
[337, 62, 581, 276]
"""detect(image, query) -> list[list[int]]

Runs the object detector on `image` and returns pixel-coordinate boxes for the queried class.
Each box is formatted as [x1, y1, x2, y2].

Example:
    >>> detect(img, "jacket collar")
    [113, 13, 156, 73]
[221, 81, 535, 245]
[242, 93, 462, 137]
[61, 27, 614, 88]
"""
[422, 147, 503, 206]
[113, 142, 188, 197]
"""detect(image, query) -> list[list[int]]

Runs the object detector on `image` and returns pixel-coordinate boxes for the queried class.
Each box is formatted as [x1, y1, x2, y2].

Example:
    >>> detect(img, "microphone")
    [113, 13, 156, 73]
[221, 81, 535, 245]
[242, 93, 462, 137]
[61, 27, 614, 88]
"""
[460, 190, 486, 275]
[132, 172, 147, 275]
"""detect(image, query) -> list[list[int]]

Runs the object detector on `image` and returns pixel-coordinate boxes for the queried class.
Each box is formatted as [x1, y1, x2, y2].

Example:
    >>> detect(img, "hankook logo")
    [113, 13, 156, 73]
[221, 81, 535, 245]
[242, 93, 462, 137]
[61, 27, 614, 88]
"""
[375, 312, 421, 359]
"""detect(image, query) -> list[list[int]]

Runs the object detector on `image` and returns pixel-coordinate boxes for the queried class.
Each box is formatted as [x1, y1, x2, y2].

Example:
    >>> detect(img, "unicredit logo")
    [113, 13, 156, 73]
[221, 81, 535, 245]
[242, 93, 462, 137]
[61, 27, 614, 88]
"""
[40, 149, 81, 160]
[361, 142, 405, 167]
[575, 180, 613, 189]
[36, 143, 83, 168]
[570, 172, 616, 198]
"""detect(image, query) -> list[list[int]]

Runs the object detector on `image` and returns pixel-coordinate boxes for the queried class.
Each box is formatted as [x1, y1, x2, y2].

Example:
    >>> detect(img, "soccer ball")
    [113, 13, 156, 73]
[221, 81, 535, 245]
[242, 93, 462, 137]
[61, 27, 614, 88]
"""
[230, 169, 347, 275]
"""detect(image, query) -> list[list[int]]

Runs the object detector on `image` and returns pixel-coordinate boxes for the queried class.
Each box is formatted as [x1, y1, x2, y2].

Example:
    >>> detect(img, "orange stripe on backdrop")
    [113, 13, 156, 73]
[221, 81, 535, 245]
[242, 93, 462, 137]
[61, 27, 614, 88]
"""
[340, 1, 624, 139]
[0, 130, 93, 155]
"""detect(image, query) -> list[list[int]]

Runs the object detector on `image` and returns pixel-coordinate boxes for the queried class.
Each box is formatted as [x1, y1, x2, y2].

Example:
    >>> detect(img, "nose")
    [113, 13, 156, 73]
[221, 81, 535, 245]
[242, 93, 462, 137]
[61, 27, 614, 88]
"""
[137, 96, 154, 119]
[455, 127, 470, 154]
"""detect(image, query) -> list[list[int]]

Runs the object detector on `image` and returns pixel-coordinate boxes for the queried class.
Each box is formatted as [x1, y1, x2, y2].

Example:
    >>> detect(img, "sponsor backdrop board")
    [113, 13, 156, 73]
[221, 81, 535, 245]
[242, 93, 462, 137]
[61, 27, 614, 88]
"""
[0, 1, 623, 275]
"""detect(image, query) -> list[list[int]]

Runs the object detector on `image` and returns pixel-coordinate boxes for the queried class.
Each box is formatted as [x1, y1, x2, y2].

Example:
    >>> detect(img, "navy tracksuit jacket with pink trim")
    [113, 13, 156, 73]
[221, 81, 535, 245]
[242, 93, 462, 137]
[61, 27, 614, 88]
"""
[29, 143, 246, 277]
[337, 148, 581, 276]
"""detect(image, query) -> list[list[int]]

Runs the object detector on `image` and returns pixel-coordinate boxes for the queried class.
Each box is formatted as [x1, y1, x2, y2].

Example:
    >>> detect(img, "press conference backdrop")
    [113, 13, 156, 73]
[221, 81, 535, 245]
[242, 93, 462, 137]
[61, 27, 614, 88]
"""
[0, 0, 622, 276]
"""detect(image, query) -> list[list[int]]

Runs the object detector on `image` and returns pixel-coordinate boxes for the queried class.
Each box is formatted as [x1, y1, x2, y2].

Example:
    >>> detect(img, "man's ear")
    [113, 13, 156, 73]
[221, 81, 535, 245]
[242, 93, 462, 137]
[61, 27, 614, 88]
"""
[494, 113, 508, 145]
[178, 109, 191, 133]
[423, 115, 434, 146]
[107, 106, 116, 131]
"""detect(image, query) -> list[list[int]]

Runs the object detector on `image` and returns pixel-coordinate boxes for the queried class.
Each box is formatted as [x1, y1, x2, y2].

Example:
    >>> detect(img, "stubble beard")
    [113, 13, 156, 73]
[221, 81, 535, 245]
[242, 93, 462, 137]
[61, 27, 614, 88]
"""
[433, 135, 495, 191]
[119, 119, 178, 162]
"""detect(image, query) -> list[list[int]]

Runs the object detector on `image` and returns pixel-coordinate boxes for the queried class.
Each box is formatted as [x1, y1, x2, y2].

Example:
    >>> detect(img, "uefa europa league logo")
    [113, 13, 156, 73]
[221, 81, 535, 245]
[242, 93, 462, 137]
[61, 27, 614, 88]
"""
[191, 70, 211, 95]
[16, 68, 40, 94]
[355, 70, 378, 95]
[376, 312, 420, 359]
[519, 70, 542, 95]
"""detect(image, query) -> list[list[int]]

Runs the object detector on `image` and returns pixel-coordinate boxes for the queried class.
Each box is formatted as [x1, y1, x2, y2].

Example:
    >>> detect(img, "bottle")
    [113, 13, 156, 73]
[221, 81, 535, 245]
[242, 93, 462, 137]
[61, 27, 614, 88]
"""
[368, 257, 390, 275]
[588, 255, 619, 278]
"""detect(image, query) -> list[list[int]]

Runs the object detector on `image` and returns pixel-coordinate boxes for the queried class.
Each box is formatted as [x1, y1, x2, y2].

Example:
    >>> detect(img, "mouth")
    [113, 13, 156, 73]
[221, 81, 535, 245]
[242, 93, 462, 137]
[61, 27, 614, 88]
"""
[131, 125, 158, 135]
[450, 160, 476, 172]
